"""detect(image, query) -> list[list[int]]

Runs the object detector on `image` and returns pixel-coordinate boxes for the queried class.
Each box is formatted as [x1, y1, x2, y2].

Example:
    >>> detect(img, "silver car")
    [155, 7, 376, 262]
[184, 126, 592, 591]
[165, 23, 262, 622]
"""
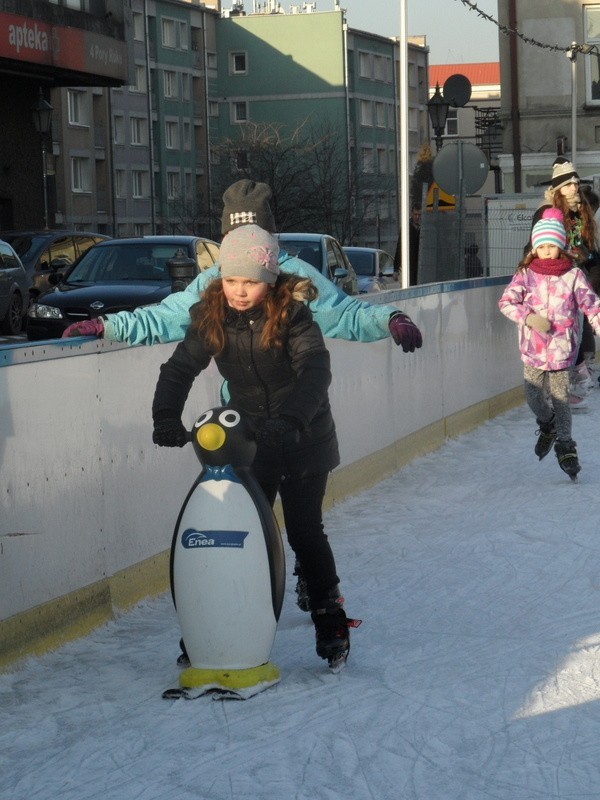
[343, 247, 397, 293]
[0, 240, 30, 334]
[276, 233, 357, 295]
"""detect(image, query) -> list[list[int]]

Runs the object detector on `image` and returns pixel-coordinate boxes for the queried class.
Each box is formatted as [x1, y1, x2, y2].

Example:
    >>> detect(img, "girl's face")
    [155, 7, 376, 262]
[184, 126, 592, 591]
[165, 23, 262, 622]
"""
[222, 277, 270, 311]
[559, 180, 580, 201]
[535, 243, 560, 260]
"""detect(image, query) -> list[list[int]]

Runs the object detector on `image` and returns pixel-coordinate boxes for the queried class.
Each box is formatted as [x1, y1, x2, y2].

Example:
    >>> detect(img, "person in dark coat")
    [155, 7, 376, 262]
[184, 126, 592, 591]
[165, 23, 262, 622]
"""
[152, 224, 354, 666]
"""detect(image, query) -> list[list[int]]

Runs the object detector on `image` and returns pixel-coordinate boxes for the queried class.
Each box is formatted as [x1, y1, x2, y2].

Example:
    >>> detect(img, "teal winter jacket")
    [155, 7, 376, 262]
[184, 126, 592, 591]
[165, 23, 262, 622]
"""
[103, 253, 399, 346]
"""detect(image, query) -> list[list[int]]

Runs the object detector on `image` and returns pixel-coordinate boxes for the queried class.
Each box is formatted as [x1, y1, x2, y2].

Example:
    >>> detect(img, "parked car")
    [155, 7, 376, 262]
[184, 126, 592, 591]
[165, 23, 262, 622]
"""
[343, 247, 397, 293]
[0, 230, 110, 300]
[275, 233, 357, 295]
[26, 236, 220, 341]
[0, 240, 31, 334]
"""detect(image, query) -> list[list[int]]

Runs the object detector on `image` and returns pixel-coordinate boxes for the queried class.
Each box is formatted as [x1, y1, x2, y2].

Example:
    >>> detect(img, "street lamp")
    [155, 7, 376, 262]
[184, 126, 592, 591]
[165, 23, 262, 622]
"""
[31, 88, 53, 230]
[427, 83, 450, 153]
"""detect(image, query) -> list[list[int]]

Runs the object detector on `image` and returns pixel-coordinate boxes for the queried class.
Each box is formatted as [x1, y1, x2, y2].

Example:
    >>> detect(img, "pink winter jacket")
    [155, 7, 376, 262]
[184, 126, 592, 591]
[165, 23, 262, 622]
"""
[498, 260, 600, 370]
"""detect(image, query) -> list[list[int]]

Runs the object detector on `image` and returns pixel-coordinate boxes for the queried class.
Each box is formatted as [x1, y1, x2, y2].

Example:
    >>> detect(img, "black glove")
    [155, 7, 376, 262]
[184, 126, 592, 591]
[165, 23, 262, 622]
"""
[388, 312, 423, 353]
[254, 416, 300, 448]
[152, 418, 188, 448]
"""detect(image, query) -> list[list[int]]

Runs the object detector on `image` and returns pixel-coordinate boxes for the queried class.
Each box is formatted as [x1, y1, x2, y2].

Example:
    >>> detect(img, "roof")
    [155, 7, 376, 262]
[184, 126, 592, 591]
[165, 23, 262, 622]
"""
[429, 62, 500, 90]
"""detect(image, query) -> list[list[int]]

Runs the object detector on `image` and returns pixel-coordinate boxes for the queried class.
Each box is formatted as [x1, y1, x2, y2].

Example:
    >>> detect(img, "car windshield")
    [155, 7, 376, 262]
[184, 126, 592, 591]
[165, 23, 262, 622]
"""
[345, 252, 376, 276]
[1, 235, 46, 265]
[66, 244, 185, 283]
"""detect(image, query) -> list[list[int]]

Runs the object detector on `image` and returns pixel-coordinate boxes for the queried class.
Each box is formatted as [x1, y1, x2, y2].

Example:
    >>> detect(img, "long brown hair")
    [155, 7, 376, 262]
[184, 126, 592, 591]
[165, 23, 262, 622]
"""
[190, 274, 318, 355]
[545, 187, 597, 251]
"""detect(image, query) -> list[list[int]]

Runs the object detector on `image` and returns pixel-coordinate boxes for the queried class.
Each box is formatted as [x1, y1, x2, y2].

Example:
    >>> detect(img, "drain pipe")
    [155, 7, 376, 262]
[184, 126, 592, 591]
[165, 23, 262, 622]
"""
[508, 0, 522, 192]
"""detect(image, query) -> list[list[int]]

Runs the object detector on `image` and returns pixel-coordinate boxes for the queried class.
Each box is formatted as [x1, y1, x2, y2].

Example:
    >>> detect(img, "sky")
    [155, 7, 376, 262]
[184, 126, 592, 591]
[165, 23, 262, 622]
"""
[3, 388, 600, 799]
[342, 0, 500, 65]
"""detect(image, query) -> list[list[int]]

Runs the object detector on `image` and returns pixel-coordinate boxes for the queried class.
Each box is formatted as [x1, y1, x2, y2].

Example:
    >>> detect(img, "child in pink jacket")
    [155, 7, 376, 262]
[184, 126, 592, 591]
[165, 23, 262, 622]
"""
[499, 208, 600, 479]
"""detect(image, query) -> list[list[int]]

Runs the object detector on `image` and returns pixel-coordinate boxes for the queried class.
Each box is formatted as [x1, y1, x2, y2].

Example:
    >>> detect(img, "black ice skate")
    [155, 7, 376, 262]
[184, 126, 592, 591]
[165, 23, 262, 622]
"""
[293, 559, 310, 612]
[534, 415, 556, 460]
[554, 439, 581, 481]
[311, 588, 361, 671]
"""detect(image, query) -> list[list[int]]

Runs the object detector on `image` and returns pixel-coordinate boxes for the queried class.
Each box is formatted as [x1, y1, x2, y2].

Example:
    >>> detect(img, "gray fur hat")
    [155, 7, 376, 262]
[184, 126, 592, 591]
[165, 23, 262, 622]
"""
[221, 179, 276, 235]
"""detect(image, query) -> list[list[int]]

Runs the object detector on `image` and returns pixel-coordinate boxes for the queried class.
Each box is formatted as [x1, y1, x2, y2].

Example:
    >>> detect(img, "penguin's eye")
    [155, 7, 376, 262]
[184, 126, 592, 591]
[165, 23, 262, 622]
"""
[194, 410, 214, 428]
[219, 410, 240, 428]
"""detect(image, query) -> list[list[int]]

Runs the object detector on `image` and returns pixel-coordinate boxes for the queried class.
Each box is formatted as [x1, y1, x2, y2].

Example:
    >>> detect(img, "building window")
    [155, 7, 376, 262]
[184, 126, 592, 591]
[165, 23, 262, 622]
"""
[115, 169, 126, 198]
[162, 18, 176, 48]
[167, 170, 181, 200]
[113, 115, 125, 145]
[164, 70, 178, 99]
[207, 52, 218, 69]
[585, 7, 600, 102]
[184, 171, 193, 200]
[236, 150, 249, 170]
[375, 102, 386, 128]
[132, 170, 149, 199]
[208, 101, 219, 117]
[361, 147, 374, 174]
[232, 102, 248, 123]
[130, 116, 148, 146]
[230, 52, 247, 75]
[133, 12, 145, 41]
[182, 121, 191, 151]
[360, 100, 372, 126]
[67, 90, 88, 126]
[130, 64, 146, 93]
[71, 157, 91, 193]
[359, 51, 371, 78]
[178, 21, 188, 50]
[373, 55, 385, 82]
[445, 108, 458, 138]
[377, 147, 387, 174]
[165, 120, 179, 150]
[181, 73, 190, 101]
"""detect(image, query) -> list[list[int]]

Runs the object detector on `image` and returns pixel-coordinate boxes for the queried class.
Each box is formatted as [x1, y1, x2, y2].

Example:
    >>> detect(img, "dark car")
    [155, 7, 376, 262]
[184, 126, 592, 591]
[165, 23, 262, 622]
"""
[26, 236, 220, 341]
[275, 233, 357, 295]
[0, 230, 110, 300]
[0, 240, 31, 334]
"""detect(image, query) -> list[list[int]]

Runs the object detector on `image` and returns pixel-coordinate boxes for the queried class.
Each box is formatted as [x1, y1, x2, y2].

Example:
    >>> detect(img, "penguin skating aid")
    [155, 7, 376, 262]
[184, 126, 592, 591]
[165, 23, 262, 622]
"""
[162, 408, 285, 700]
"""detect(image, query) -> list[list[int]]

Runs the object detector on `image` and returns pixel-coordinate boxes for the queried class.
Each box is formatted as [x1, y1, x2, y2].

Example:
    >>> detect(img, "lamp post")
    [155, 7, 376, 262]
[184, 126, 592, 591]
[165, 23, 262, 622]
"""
[427, 83, 450, 153]
[31, 88, 53, 230]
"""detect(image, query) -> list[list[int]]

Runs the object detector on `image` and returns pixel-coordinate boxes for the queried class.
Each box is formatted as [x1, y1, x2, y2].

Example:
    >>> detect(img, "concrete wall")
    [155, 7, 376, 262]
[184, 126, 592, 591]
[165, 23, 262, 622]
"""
[0, 278, 522, 667]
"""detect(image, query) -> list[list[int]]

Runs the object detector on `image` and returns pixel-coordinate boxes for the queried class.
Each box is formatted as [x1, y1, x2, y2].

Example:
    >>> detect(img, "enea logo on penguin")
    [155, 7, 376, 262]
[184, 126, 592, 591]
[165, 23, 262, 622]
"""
[181, 528, 249, 549]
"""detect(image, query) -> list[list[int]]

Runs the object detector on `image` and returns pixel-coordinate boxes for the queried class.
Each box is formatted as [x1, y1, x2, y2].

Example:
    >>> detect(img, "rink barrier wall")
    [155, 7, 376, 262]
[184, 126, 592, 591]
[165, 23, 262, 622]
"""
[0, 278, 523, 669]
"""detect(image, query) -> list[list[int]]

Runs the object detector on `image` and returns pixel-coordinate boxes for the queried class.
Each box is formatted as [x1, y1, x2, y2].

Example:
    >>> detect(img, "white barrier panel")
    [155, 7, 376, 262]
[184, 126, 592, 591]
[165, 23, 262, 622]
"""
[0, 280, 520, 632]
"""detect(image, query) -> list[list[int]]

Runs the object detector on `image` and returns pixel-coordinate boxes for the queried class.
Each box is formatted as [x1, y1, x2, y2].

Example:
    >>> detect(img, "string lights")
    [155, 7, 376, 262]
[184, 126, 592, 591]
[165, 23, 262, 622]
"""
[457, 0, 594, 57]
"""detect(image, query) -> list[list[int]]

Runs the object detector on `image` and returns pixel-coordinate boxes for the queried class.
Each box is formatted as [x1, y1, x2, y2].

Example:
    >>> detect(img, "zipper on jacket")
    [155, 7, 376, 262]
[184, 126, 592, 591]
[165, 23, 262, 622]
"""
[247, 319, 273, 417]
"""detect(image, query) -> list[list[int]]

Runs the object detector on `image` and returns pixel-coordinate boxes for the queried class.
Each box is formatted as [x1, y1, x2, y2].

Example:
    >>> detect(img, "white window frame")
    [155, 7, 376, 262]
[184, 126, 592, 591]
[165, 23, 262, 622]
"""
[178, 21, 188, 50]
[115, 169, 126, 198]
[133, 12, 145, 41]
[375, 102, 386, 128]
[182, 120, 192, 151]
[71, 156, 91, 193]
[232, 101, 248, 123]
[361, 147, 374, 174]
[208, 101, 219, 117]
[360, 100, 372, 127]
[358, 51, 371, 79]
[132, 170, 149, 199]
[230, 51, 248, 75]
[130, 64, 146, 94]
[164, 70, 178, 99]
[67, 90, 88, 127]
[181, 73, 190, 101]
[130, 116, 148, 146]
[167, 170, 181, 200]
[161, 18, 176, 48]
[584, 6, 600, 104]
[165, 119, 180, 150]
[113, 114, 125, 145]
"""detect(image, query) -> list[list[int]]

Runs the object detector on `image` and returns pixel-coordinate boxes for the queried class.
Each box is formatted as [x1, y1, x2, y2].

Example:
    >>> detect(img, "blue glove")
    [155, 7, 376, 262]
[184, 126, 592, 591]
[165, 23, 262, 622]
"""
[254, 417, 300, 448]
[388, 312, 423, 352]
[152, 418, 188, 447]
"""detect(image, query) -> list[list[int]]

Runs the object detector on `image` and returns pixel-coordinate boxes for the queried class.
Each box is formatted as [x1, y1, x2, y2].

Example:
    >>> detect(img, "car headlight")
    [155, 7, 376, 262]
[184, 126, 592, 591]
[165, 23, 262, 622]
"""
[28, 303, 64, 320]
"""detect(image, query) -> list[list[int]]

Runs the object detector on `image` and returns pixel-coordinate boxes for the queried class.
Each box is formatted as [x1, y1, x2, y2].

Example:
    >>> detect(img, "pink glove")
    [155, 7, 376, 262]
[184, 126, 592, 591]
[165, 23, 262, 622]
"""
[62, 318, 105, 338]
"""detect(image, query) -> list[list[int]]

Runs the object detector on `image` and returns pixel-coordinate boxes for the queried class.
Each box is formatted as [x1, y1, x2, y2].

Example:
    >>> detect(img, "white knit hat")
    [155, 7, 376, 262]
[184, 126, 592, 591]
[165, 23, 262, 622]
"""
[219, 224, 280, 285]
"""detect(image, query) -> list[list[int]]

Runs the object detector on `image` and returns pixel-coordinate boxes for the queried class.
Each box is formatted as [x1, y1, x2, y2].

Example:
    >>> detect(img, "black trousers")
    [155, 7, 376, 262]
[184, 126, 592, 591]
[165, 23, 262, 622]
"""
[259, 472, 340, 604]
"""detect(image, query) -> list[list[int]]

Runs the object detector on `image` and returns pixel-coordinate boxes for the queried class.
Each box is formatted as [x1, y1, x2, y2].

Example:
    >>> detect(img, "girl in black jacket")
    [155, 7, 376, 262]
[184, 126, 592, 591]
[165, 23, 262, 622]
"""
[152, 224, 354, 666]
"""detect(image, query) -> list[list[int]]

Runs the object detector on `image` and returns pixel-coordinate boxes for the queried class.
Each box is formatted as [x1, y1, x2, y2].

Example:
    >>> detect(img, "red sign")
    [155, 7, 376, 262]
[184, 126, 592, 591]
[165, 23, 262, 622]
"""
[0, 11, 128, 81]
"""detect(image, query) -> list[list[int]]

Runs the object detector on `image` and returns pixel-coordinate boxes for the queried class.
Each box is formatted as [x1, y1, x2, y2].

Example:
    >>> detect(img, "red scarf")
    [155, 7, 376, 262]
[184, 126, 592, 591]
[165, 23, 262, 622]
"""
[529, 257, 573, 276]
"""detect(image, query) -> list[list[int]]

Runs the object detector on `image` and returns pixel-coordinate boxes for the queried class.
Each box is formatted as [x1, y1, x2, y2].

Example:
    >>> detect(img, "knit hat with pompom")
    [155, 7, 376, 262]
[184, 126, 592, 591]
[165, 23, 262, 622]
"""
[531, 207, 567, 251]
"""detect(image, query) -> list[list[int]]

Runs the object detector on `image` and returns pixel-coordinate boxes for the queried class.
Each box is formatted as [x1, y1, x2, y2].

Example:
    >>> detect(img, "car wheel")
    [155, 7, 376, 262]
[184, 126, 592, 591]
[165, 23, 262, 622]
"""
[1, 292, 24, 335]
